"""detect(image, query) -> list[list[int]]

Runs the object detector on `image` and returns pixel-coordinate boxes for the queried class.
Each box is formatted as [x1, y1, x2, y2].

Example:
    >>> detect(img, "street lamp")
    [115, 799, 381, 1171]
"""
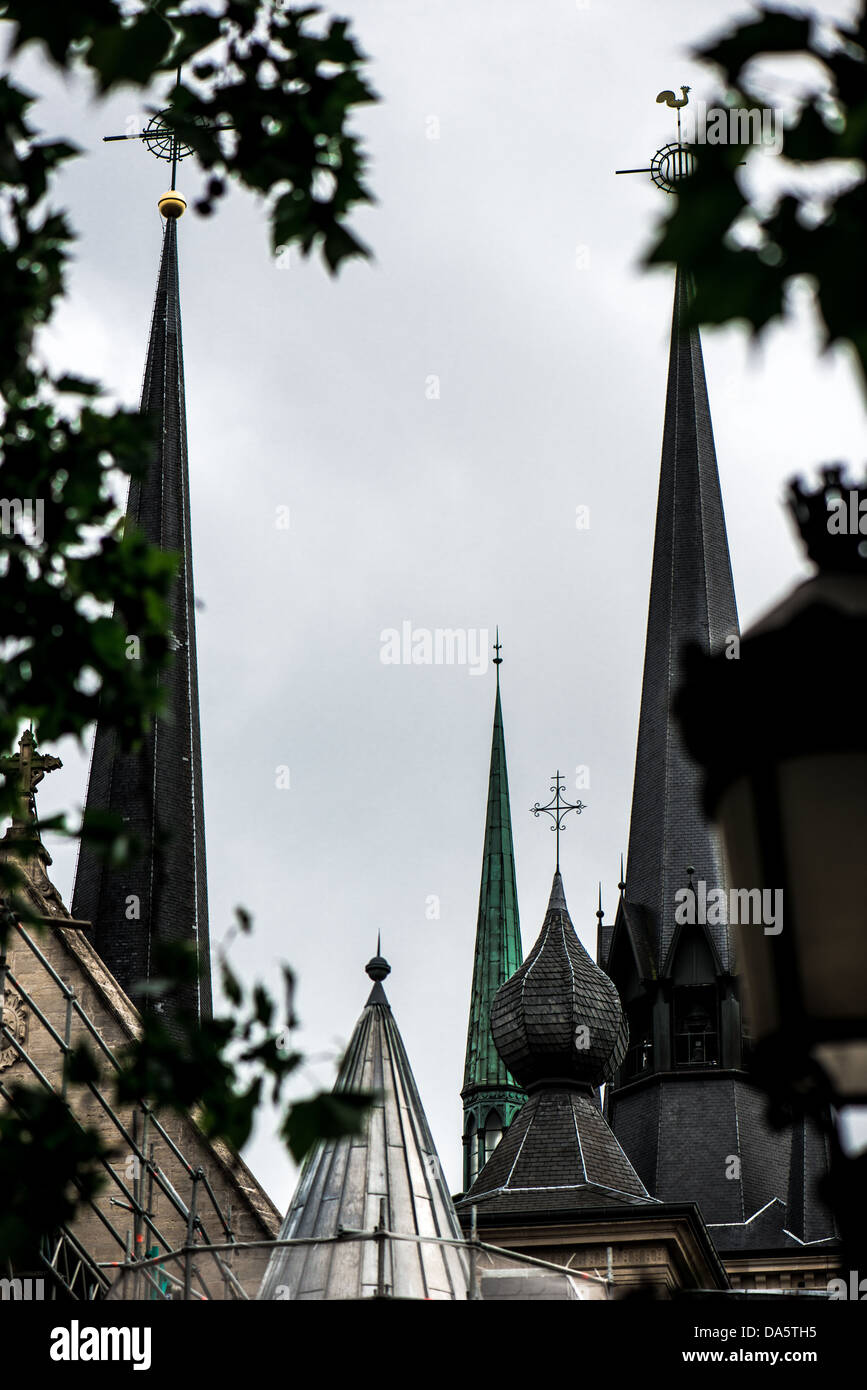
[674, 466, 867, 1260]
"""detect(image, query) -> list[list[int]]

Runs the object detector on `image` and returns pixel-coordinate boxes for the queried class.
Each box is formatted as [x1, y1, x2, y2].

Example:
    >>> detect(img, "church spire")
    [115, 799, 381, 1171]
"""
[260, 956, 469, 1301]
[461, 641, 524, 1191]
[72, 198, 211, 1027]
[602, 264, 835, 1256]
[619, 267, 739, 972]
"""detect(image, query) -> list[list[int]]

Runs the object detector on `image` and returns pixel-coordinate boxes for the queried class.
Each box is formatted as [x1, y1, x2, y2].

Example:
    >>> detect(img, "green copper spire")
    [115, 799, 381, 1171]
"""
[461, 639, 525, 1191]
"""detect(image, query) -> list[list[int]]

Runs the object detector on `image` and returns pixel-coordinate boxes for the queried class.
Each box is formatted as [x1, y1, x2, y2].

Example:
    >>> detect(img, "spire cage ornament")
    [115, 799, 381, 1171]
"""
[102, 66, 233, 214]
[530, 771, 586, 873]
[615, 82, 696, 193]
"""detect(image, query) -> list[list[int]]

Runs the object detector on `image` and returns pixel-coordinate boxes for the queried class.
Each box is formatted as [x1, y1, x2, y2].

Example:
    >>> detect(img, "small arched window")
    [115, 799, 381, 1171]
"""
[466, 1116, 479, 1184]
[483, 1110, 503, 1163]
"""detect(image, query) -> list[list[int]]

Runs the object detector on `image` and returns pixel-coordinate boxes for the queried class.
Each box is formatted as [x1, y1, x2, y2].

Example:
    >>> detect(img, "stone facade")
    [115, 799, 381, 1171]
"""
[0, 837, 280, 1299]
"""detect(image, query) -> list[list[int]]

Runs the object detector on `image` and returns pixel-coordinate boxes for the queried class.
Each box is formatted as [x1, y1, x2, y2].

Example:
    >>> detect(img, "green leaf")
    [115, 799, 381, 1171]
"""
[282, 1090, 376, 1162]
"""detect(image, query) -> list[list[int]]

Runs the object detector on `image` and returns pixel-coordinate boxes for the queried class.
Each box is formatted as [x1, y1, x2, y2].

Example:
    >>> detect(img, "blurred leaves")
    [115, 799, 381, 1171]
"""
[0, 0, 377, 271]
[0, 1084, 108, 1265]
[0, 915, 372, 1263]
[0, 2, 376, 1265]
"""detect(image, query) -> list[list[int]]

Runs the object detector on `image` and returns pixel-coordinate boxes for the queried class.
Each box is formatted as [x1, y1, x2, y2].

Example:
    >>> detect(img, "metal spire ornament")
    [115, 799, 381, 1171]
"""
[615, 83, 696, 193]
[102, 67, 231, 216]
[530, 771, 586, 873]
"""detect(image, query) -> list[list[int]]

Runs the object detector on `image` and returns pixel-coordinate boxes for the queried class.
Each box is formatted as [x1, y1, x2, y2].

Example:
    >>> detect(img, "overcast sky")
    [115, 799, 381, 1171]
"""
[12, 0, 865, 1206]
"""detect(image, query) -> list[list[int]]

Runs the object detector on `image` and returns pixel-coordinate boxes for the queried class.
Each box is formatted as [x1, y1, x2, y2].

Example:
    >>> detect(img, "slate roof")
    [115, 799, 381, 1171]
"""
[620, 267, 739, 976]
[603, 268, 836, 1257]
[72, 215, 211, 1028]
[456, 1086, 655, 1217]
[259, 958, 469, 1300]
[456, 873, 652, 1218]
[492, 872, 627, 1087]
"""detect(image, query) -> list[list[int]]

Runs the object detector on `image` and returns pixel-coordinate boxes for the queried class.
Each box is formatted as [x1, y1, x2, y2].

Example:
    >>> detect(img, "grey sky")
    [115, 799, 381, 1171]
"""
[13, 0, 865, 1208]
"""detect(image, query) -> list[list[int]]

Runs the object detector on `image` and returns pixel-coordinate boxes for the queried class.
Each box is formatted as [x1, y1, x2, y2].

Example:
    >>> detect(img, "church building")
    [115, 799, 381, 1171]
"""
[0, 106, 842, 1302]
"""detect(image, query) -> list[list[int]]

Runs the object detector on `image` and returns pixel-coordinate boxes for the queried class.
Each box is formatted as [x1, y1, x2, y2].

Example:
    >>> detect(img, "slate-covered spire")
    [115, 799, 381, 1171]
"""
[72, 206, 211, 1027]
[461, 651, 525, 1191]
[259, 955, 469, 1301]
[618, 267, 739, 974]
[602, 269, 836, 1258]
[457, 873, 654, 1217]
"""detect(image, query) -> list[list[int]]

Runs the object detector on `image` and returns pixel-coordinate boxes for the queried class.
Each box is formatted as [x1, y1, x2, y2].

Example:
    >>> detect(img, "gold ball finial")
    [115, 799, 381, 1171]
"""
[158, 190, 187, 219]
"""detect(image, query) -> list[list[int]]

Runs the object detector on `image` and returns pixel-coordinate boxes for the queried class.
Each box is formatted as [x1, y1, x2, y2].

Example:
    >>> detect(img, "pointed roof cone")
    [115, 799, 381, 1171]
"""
[620, 267, 739, 973]
[457, 873, 653, 1215]
[260, 958, 469, 1301]
[462, 672, 523, 1100]
[72, 213, 211, 1027]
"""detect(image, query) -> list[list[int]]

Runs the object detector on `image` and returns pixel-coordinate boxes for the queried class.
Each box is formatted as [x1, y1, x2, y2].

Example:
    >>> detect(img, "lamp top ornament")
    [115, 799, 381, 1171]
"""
[787, 465, 867, 575]
[616, 83, 696, 193]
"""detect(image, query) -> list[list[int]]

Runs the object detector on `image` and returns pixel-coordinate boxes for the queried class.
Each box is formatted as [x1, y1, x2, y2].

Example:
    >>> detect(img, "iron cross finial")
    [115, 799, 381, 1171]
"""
[102, 66, 233, 195]
[493, 627, 502, 667]
[530, 770, 586, 873]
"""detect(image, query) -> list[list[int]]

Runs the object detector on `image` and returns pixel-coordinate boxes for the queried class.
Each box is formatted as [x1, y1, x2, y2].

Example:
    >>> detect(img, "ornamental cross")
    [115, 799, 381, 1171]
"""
[102, 66, 233, 191]
[0, 730, 62, 827]
[530, 771, 586, 873]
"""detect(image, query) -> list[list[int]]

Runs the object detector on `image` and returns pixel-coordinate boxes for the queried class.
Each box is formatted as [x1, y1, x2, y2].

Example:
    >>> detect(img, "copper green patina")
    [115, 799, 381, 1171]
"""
[461, 660, 525, 1192]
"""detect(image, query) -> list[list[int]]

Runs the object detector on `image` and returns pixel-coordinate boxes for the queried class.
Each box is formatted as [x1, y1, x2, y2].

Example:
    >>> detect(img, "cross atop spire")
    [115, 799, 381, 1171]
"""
[102, 68, 231, 218]
[529, 771, 586, 873]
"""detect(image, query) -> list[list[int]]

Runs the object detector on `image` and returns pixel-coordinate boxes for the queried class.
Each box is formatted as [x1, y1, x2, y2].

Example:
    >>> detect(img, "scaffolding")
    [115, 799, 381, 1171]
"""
[0, 916, 252, 1300]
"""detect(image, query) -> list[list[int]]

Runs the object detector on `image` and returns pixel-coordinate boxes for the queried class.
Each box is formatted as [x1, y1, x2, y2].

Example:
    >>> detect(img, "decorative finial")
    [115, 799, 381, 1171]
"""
[102, 65, 231, 211]
[158, 190, 187, 219]
[366, 948, 391, 983]
[686, 865, 695, 893]
[596, 882, 604, 924]
[530, 771, 587, 873]
[493, 627, 502, 672]
[615, 82, 695, 193]
[618, 853, 625, 894]
[0, 730, 62, 830]
[656, 85, 691, 111]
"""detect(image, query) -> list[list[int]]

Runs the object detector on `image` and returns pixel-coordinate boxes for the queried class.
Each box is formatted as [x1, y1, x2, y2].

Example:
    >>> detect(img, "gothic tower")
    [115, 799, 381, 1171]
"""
[72, 199, 212, 1028]
[461, 652, 525, 1190]
[599, 269, 836, 1262]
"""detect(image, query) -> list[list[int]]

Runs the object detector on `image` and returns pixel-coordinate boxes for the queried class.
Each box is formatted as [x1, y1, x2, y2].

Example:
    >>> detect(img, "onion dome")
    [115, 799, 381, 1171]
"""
[491, 871, 627, 1088]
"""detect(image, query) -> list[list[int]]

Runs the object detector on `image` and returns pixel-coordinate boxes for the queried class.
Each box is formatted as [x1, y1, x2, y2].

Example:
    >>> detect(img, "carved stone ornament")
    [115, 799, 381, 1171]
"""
[0, 987, 28, 1070]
